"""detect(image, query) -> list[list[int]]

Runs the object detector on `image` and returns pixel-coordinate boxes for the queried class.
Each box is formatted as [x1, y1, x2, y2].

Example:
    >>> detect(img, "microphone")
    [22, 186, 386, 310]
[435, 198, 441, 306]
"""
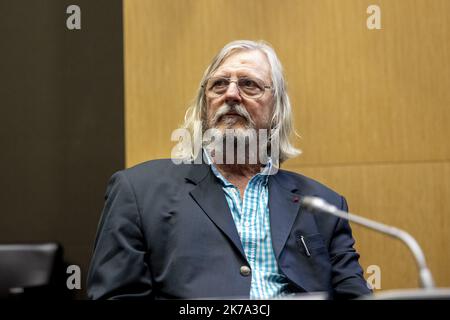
[300, 196, 435, 290]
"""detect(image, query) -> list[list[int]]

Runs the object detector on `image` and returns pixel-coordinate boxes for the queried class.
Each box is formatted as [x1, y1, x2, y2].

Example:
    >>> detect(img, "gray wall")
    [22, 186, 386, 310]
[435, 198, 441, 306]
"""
[0, 0, 124, 298]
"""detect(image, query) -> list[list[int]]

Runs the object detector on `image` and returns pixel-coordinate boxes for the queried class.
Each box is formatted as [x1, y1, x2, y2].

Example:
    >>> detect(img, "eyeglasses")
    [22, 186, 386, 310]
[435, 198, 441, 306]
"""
[203, 76, 272, 99]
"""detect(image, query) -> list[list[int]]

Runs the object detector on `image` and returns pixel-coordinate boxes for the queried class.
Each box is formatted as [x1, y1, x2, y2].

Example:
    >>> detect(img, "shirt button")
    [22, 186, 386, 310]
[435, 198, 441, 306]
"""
[244, 221, 250, 227]
[240, 265, 251, 277]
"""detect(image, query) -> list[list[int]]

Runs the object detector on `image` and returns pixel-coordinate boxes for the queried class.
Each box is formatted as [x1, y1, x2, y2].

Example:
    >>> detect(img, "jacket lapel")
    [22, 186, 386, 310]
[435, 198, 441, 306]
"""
[269, 171, 331, 292]
[268, 173, 302, 259]
[186, 163, 247, 260]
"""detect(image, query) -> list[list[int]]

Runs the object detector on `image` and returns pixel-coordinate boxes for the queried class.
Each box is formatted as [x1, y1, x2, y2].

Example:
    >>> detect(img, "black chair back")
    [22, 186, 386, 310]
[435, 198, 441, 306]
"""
[0, 243, 69, 299]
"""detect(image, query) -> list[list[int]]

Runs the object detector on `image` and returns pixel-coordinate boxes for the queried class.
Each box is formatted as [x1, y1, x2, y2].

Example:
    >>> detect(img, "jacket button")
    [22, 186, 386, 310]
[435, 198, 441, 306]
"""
[240, 265, 251, 277]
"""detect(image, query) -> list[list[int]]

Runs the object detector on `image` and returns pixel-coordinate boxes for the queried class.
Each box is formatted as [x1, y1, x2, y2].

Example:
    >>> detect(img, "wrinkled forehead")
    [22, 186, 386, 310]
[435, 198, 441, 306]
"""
[212, 49, 271, 81]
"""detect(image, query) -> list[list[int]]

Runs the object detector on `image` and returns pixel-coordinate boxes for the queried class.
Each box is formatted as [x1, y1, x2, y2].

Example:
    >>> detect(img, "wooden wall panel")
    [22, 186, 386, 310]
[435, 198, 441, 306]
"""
[288, 0, 450, 166]
[124, 0, 450, 291]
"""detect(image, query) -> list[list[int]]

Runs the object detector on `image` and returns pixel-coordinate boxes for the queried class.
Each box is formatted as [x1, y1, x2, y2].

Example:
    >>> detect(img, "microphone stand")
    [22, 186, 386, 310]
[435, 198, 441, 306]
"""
[300, 196, 435, 290]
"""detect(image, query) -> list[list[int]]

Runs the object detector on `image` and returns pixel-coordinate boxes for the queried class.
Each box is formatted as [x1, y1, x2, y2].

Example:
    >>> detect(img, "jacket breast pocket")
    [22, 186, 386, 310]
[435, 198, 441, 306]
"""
[295, 233, 328, 257]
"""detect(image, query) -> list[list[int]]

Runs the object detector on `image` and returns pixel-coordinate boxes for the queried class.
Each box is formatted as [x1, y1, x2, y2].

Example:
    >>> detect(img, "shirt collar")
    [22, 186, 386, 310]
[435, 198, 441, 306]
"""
[203, 149, 272, 187]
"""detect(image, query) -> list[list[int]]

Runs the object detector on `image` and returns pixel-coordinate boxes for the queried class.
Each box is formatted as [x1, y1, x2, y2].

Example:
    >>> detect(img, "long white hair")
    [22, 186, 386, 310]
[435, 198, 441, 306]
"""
[174, 40, 301, 163]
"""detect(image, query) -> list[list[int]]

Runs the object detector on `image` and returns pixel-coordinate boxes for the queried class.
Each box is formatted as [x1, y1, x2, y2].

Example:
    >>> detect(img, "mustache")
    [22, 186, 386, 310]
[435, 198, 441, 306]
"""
[211, 103, 255, 128]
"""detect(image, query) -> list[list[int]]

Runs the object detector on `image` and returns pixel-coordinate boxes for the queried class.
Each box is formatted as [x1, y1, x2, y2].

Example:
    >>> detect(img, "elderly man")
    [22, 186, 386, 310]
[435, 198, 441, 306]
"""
[87, 40, 371, 300]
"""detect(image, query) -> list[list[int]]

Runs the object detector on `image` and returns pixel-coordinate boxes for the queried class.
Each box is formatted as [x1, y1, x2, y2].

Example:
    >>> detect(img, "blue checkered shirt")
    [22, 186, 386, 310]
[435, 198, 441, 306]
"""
[204, 152, 290, 299]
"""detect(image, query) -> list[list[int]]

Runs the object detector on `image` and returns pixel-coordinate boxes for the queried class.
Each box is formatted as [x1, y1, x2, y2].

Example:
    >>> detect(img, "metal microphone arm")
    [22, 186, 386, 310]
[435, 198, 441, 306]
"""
[300, 196, 435, 290]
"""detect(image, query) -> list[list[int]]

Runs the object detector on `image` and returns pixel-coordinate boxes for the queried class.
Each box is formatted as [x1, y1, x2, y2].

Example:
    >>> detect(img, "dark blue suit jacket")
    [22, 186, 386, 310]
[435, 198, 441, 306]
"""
[87, 159, 371, 299]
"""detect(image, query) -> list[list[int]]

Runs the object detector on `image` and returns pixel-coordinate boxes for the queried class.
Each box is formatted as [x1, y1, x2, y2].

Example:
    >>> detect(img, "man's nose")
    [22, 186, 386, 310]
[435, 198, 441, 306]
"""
[223, 81, 242, 104]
